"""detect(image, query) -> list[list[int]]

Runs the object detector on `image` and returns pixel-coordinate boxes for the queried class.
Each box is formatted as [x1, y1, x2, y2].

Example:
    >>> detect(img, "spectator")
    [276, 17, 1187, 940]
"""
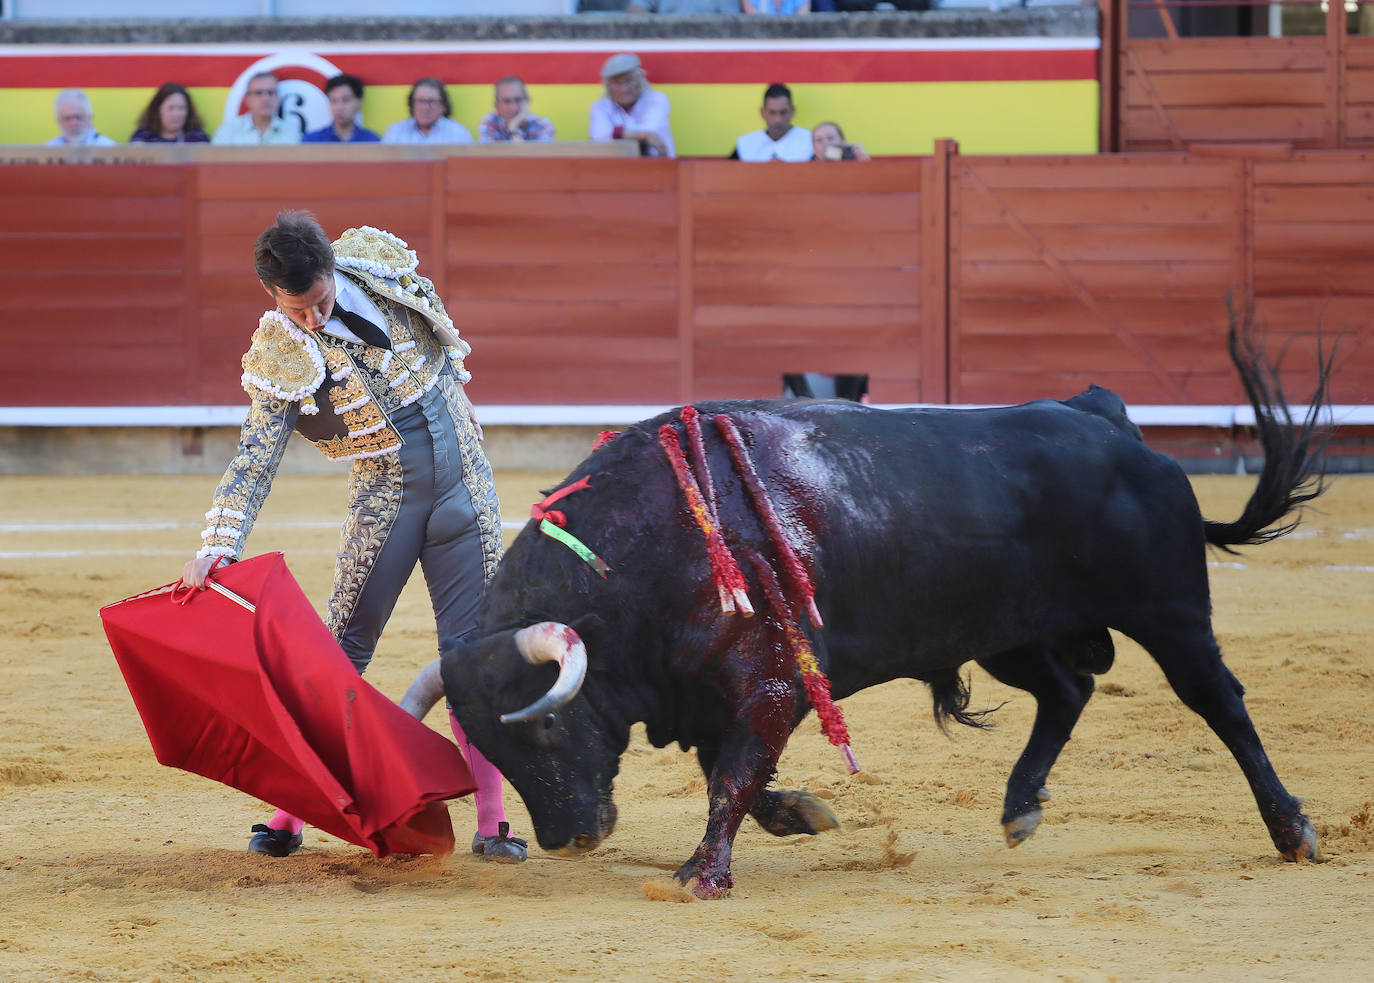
[812, 120, 870, 161]
[588, 53, 675, 158]
[211, 72, 302, 145]
[478, 77, 555, 144]
[129, 83, 210, 143]
[382, 78, 474, 145]
[628, 0, 741, 11]
[303, 74, 380, 143]
[733, 83, 812, 162]
[743, 0, 811, 10]
[47, 90, 116, 147]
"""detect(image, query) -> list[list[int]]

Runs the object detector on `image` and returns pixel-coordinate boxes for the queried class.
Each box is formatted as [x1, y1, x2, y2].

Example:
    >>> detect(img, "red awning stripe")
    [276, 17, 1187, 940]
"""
[0, 47, 1097, 89]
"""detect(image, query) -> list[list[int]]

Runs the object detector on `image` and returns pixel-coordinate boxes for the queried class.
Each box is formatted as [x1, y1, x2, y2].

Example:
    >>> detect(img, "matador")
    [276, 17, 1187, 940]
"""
[181, 211, 526, 862]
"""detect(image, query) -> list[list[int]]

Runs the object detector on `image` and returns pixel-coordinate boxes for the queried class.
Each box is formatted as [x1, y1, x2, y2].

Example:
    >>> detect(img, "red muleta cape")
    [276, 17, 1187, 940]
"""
[99, 552, 474, 857]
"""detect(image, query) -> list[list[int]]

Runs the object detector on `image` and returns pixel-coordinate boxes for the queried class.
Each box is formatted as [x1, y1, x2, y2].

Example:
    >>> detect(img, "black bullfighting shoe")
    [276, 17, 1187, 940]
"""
[248, 823, 303, 857]
[470, 822, 527, 863]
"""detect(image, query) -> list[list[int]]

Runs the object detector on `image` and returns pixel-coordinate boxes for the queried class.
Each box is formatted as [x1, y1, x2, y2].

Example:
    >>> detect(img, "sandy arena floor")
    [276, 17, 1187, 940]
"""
[1, 469, 1373, 983]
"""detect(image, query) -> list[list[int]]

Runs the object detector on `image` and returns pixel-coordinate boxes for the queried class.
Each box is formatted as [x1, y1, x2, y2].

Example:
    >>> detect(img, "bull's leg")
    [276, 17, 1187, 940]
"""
[1135, 624, 1319, 861]
[977, 641, 1095, 847]
[676, 689, 796, 898]
[696, 744, 839, 837]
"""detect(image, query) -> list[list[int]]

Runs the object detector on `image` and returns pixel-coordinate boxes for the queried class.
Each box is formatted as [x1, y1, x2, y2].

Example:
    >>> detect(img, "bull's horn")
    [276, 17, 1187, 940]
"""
[500, 622, 588, 725]
[399, 657, 445, 720]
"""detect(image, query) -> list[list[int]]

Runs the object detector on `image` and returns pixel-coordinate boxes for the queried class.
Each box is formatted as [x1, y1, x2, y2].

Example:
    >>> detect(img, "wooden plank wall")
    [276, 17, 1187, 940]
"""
[1120, 38, 1333, 152]
[1252, 152, 1374, 400]
[1106, 0, 1374, 153]
[444, 158, 682, 406]
[687, 160, 926, 403]
[949, 154, 1245, 404]
[1346, 37, 1374, 146]
[1, 153, 1371, 411]
[0, 166, 193, 405]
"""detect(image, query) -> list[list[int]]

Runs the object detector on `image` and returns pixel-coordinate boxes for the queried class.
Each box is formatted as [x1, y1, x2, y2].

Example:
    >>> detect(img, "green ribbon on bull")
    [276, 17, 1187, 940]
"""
[539, 518, 612, 578]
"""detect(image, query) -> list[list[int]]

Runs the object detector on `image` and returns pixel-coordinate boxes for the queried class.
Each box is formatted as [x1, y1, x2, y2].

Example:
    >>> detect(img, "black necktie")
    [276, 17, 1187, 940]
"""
[330, 301, 390, 350]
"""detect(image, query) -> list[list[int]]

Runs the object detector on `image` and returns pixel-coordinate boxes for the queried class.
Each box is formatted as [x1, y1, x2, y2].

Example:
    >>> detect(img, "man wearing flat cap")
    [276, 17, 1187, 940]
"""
[587, 53, 676, 158]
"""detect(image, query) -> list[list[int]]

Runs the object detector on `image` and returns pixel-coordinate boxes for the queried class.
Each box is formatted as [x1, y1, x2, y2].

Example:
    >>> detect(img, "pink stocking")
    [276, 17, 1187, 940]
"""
[449, 710, 508, 836]
[267, 809, 305, 835]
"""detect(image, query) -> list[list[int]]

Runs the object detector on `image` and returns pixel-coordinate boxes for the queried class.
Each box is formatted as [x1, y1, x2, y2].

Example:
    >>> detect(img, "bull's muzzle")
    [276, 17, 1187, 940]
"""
[551, 797, 618, 857]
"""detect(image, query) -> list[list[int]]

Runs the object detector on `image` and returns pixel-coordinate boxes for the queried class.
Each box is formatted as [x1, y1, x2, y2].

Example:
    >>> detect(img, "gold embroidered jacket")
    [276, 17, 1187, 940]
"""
[197, 227, 474, 561]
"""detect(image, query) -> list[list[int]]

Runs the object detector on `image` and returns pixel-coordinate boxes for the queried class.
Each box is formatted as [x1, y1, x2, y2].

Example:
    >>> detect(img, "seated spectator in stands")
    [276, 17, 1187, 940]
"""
[211, 72, 302, 145]
[733, 83, 812, 162]
[627, 0, 741, 11]
[811, 120, 870, 161]
[129, 83, 210, 143]
[47, 90, 116, 147]
[588, 53, 675, 158]
[479, 77, 555, 143]
[743, 0, 811, 11]
[382, 79, 473, 145]
[303, 74, 380, 143]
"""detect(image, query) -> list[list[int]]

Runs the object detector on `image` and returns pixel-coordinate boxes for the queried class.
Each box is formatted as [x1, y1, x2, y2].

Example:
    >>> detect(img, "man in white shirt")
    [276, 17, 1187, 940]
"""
[734, 83, 812, 162]
[382, 78, 474, 145]
[46, 90, 116, 147]
[587, 53, 675, 158]
[211, 72, 303, 146]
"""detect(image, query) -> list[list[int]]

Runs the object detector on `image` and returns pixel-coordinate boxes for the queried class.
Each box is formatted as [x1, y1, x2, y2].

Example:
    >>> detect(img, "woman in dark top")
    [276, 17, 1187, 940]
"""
[130, 83, 210, 143]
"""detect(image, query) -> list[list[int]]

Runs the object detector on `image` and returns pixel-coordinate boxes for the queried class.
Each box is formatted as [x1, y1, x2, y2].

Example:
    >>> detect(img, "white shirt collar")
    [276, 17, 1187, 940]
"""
[322, 272, 390, 345]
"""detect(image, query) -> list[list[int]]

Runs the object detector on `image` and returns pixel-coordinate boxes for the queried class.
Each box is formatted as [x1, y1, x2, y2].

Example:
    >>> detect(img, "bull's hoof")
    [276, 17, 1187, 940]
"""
[754, 789, 840, 837]
[1003, 808, 1043, 848]
[674, 865, 732, 900]
[1279, 817, 1321, 863]
[686, 875, 730, 900]
[1036, 786, 1051, 804]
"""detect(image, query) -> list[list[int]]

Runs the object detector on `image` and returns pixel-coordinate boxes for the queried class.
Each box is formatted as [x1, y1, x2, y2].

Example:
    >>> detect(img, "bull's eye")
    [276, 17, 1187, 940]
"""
[531, 711, 559, 749]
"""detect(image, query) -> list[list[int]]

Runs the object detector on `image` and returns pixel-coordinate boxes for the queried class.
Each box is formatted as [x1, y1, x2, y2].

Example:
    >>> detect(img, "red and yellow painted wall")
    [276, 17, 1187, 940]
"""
[0, 39, 1098, 155]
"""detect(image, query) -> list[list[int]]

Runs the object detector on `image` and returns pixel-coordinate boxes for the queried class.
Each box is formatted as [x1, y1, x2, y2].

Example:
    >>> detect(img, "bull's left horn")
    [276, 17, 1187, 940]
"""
[500, 622, 588, 725]
[399, 657, 445, 720]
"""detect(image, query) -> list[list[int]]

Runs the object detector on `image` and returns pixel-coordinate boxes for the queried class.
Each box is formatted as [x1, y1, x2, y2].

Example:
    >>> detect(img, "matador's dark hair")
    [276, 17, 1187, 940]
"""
[254, 210, 335, 295]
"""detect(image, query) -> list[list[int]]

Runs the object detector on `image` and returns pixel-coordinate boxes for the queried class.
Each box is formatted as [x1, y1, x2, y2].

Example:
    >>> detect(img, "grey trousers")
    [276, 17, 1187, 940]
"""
[325, 377, 498, 673]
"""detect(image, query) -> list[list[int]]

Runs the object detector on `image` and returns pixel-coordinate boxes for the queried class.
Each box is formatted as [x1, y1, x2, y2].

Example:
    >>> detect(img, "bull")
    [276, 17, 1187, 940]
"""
[403, 325, 1331, 898]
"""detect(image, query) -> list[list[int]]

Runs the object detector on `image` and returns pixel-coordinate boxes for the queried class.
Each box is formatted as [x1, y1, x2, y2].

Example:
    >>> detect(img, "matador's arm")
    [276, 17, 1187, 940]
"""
[196, 396, 300, 561]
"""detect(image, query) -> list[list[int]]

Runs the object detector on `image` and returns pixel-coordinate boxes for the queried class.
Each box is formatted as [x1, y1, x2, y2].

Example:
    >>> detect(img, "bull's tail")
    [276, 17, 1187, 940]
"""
[925, 668, 1000, 733]
[1204, 312, 1335, 552]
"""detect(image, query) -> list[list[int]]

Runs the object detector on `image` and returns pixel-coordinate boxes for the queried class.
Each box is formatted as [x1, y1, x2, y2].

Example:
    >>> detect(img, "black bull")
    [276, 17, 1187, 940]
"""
[403, 328, 1330, 898]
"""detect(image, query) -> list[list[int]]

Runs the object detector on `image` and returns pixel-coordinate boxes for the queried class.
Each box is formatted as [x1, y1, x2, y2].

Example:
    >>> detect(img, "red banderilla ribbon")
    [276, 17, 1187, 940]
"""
[753, 559, 857, 773]
[531, 476, 612, 578]
[530, 475, 592, 528]
[680, 405, 719, 522]
[714, 414, 823, 629]
[658, 422, 753, 616]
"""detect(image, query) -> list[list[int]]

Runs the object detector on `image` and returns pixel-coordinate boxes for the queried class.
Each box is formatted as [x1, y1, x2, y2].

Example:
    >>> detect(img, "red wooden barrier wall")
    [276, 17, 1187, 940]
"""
[2, 148, 1371, 412]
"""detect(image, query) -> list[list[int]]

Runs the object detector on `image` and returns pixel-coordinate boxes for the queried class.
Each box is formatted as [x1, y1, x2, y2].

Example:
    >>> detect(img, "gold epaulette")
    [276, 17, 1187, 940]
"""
[240, 311, 325, 412]
[332, 226, 419, 280]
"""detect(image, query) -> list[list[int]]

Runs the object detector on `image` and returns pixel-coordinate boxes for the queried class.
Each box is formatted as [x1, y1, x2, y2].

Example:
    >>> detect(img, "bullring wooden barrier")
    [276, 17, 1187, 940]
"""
[2, 144, 1371, 412]
[1101, 0, 1374, 152]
